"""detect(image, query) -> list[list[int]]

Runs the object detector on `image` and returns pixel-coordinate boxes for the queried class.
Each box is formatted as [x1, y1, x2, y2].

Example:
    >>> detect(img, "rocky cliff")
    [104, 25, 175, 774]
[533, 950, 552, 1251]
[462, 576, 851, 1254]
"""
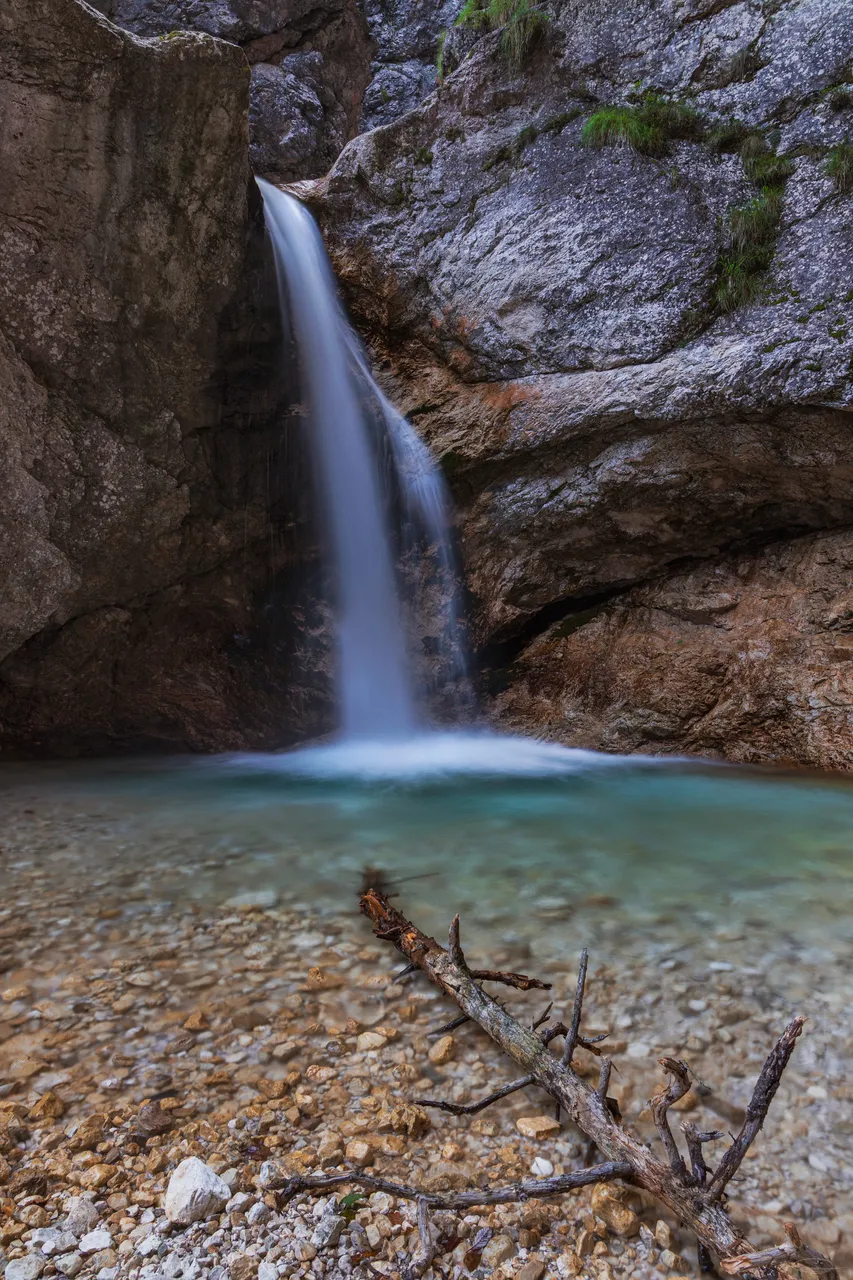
[0, 0, 323, 754]
[307, 0, 853, 768]
[4, 0, 853, 766]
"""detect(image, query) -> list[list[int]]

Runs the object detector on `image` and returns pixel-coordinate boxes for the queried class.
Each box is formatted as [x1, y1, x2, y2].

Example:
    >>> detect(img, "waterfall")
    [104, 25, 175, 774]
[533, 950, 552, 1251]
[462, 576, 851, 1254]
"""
[258, 179, 469, 740]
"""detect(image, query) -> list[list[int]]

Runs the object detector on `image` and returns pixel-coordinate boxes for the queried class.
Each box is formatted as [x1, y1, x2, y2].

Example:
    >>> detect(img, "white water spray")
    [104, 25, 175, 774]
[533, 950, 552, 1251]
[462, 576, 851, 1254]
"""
[258, 179, 468, 740]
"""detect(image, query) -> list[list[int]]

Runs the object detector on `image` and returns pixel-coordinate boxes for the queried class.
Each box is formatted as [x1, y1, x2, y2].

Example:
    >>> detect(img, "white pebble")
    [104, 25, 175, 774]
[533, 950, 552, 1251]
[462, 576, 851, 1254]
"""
[164, 1158, 231, 1226]
[79, 1231, 113, 1256]
[530, 1156, 554, 1177]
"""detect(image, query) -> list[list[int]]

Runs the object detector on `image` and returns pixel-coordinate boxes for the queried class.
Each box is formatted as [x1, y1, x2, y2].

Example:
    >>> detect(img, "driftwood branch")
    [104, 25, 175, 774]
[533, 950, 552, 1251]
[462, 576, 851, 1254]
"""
[720, 1224, 839, 1276]
[359, 887, 838, 1280]
[417, 1073, 535, 1116]
[276, 1162, 631, 1209]
[649, 1056, 693, 1182]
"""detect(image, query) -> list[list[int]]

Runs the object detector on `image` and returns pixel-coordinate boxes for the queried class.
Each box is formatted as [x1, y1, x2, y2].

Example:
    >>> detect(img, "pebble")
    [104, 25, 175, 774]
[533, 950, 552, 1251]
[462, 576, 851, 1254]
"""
[310, 1212, 345, 1249]
[79, 1230, 113, 1255]
[355, 1031, 387, 1052]
[164, 1158, 231, 1226]
[530, 1156, 554, 1177]
[223, 890, 279, 910]
[344, 1139, 374, 1167]
[516, 1115, 561, 1140]
[427, 1034, 454, 1065]
[63, 1199, 99, 1237]
[518, 1261, 547, 1280]
[54, 1254, 83, 1278]
[481, 1235, 517, 1266]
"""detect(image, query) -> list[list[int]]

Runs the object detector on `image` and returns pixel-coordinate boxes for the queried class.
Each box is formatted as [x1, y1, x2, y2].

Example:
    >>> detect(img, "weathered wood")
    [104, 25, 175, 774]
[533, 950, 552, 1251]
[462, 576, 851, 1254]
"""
[359, 887, 837, 1280]
[276, 1162, 632, 1210]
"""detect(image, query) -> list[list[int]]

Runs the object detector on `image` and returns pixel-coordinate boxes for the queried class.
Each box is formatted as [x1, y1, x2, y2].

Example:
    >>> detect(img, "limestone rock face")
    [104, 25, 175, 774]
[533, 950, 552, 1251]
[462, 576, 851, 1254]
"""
[359, 0, 462, 131]
[93, 0, 373, 182]
[494, 530, 853, 772]
[0, 0, 321, 753]
[310, 1, 853, 764]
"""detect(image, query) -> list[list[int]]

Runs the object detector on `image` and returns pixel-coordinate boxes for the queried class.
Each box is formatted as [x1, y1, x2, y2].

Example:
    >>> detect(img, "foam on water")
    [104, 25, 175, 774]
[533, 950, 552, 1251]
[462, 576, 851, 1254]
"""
[223, 731, 647, 781]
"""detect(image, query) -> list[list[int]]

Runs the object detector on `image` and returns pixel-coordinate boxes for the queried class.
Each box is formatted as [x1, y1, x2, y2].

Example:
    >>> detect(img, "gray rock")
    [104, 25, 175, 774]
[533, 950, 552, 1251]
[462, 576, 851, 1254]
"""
[5, 1259, 46, 1280]
[54, 1255, 83, 1279]
[164, 1158, 231, 1226]
[311, 1211, 346, 1249]
[359, 0, 464, 130]
[314, 0, 853, 765]
[63, 1199, 100, 1238]
[0, 0, 322, 753]
[78, 1230, 113, 1255]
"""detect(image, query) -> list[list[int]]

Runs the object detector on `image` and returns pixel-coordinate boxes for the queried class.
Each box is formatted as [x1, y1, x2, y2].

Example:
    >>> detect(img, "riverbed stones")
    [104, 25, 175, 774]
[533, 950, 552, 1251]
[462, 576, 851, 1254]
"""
[164, 1159, 231, 1226]
[481, 1234, 517, 1266]
[0, 797, 848, 1279]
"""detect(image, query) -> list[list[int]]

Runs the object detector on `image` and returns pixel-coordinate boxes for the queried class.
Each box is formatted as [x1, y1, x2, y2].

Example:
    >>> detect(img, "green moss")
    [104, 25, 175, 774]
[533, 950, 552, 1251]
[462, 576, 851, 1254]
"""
[415, 146, 434, 165]
[541, 107, 584, 133]
[826, 142, 853, 192]
[829, 88, 853, 111]
[482, 107, 583, 169]
[581, 95, 702, 158]
[456, 0, 549, 69]
[742, 148, 794, 185]
[706, 119, 751, 153]
[436, 29, 448, 79]
[714, 187, 784, 313]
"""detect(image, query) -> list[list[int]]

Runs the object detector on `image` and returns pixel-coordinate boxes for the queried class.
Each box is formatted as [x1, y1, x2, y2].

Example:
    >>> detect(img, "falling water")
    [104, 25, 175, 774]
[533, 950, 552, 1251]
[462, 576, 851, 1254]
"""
[258, 179, 468, 739]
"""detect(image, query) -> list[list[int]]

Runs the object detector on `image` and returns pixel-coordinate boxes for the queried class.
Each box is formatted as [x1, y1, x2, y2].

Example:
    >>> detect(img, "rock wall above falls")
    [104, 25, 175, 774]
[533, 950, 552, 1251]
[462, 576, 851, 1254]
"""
[311, 0, 853, 764]
[90, 0, 377, 182]
[0, 0, 329, 754]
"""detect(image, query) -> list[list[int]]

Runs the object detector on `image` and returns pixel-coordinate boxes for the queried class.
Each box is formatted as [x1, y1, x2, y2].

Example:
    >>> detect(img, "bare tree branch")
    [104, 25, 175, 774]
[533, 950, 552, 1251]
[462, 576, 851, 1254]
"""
[720, 1223, 838, 1279]
[358, 887, 836, 1280]
[561, 947, 588, 1069]
[276, 1162, 633, 1210]
[417, 1074, 535, 1116]
[649, 1057, 693, 1182]
[707, 1017, 804, 1201]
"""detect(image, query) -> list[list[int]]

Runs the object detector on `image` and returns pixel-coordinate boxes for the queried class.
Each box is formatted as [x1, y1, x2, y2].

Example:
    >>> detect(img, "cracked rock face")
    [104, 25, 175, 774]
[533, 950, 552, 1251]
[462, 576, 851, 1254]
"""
[94, 0, 374, 182]
[0, 0, 329, 754]
[493, 529, 853, 772]
[359, 0, 462, 130]
[311, 0, 853, 764]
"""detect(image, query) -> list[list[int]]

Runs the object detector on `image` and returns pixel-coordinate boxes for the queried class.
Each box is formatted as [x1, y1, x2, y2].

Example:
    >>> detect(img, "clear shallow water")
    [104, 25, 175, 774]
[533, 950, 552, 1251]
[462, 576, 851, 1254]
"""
[2, 735, 852, 958]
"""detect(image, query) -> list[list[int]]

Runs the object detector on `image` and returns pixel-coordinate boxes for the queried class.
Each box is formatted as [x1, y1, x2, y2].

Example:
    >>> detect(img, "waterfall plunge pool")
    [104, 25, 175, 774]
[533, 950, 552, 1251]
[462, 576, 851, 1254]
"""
[2, 739, 852, 962]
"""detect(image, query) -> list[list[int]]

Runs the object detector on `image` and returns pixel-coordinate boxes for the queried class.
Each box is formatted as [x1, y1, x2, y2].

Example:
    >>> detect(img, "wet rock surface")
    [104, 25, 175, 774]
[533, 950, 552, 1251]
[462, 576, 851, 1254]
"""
[0, 798, 850, 1278]
[0, 0, 336, 755]
[493, 528, 853, 769]
[310, 0, 853, 765]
